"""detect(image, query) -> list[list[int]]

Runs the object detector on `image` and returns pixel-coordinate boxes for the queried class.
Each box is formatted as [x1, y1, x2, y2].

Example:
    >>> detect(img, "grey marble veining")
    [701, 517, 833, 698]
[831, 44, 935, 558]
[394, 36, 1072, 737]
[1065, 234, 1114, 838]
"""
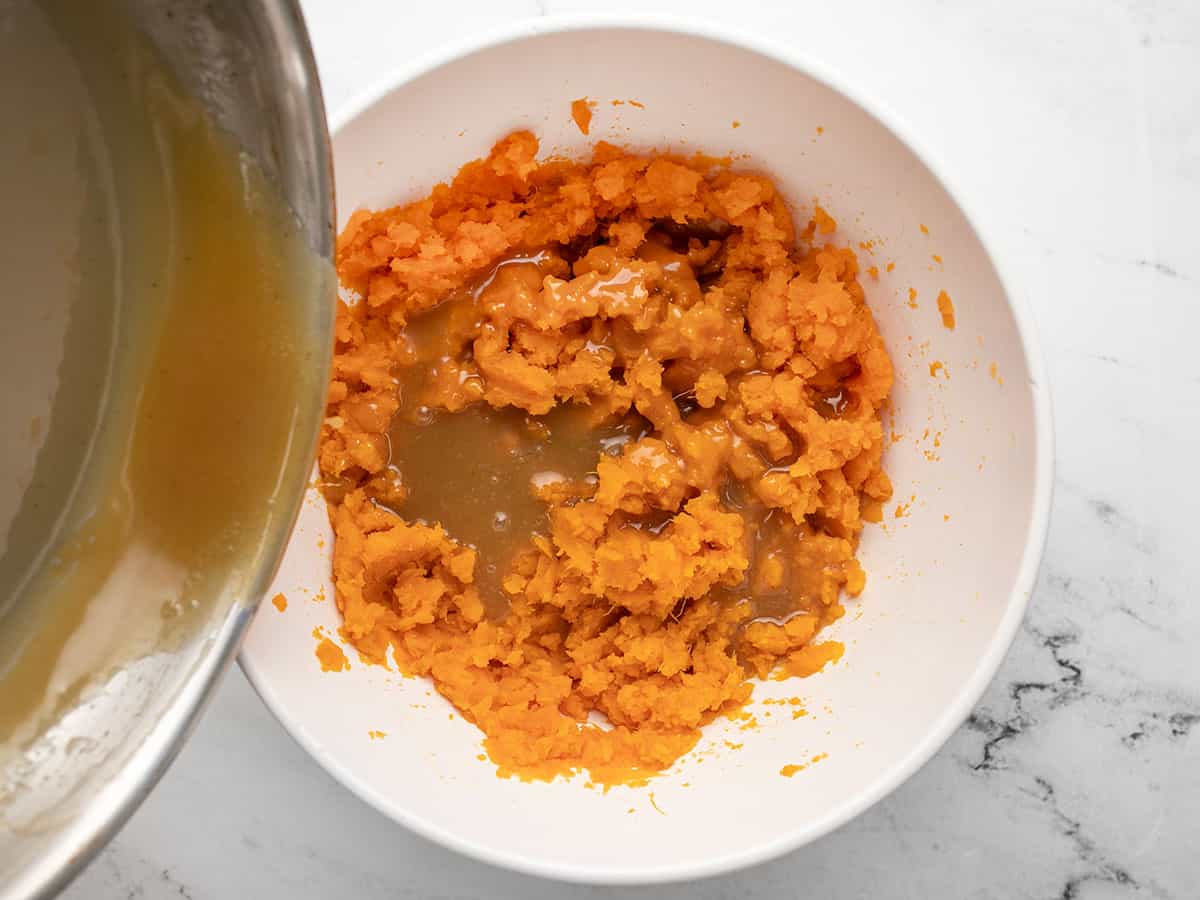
[61, 0, 1199, 896]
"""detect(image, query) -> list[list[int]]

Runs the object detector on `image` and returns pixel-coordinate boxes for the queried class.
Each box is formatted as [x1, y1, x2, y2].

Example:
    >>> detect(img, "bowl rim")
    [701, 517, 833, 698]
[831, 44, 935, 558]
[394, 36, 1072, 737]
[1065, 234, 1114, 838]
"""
[241, 12, 1055, 886]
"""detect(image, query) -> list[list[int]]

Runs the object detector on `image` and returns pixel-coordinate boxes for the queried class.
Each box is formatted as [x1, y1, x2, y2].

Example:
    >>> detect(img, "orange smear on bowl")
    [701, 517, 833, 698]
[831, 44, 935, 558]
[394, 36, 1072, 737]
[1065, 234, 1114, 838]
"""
[812, 204, 837, 235]
[570, 97, 594, 135]
[936, 290, 956, 329]
[780, 753, 828, 777]
[313, 628, 349, 672]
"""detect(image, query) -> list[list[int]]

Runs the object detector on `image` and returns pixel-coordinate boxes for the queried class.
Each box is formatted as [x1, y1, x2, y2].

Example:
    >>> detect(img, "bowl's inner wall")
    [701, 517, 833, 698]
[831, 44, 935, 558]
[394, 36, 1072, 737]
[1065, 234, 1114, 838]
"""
[244, 25, 1040, 880]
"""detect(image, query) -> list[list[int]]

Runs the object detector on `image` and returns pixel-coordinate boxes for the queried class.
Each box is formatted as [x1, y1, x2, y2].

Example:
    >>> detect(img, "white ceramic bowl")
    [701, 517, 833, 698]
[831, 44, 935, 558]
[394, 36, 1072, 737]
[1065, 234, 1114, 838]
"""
[241, 17, 1053, 885]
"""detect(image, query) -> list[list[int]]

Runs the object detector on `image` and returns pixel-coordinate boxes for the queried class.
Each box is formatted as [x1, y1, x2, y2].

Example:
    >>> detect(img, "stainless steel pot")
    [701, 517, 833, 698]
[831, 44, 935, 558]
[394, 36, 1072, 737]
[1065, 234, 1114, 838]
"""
[0, 2, 334, 897]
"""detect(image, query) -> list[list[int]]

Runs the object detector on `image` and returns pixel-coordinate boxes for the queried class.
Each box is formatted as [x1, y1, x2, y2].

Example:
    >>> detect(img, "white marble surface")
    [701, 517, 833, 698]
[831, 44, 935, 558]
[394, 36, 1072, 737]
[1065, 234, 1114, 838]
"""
[63, 0, 1200, 896]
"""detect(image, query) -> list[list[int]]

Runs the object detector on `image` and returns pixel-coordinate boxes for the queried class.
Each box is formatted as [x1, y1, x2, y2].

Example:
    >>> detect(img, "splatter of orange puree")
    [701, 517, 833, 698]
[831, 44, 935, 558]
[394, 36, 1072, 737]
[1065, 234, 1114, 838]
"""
[315, 633, 349, 672]
[780, 752, 828, 776]
[271, 592, 288, 612]
[324, 132, 894, 785]
[936, 289, 956, 329]
[570, 98, 594, 135]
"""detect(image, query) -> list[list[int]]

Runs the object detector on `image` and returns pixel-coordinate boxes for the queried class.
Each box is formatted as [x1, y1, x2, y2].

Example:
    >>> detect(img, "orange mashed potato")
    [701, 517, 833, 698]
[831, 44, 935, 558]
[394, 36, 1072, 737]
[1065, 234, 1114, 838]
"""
[322, 132, 893, 784]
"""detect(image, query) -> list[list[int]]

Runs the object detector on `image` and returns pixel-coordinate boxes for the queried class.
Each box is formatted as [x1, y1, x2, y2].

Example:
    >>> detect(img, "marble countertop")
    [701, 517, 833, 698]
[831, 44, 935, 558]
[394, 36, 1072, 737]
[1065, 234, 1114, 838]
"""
[63, 0, 1199, 897]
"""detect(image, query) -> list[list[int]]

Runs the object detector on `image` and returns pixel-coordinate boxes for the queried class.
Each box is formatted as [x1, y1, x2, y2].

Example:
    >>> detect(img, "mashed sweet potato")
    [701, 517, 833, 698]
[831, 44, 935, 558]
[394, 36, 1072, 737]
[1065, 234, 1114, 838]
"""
[322, 132, 893, 784]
